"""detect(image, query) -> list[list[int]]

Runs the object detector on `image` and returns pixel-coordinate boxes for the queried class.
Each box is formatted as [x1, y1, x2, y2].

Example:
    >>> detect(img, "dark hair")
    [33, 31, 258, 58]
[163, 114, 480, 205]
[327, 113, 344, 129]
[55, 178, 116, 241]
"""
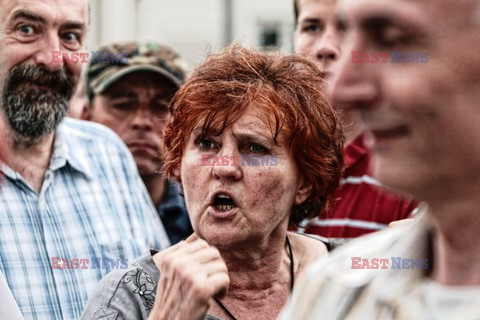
[163, 44, 344, 225]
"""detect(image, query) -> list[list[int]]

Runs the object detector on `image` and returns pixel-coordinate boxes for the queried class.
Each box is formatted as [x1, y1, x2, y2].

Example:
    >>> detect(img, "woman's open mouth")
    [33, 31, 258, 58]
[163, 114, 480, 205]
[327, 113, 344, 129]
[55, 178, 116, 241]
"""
[209, 192, 239, 218]
[214, 194, 237, 211]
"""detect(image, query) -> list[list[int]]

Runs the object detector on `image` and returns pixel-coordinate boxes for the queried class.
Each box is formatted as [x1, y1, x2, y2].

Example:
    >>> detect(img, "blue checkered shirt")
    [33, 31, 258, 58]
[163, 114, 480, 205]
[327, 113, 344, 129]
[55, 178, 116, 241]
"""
[0, 118, 170, 320]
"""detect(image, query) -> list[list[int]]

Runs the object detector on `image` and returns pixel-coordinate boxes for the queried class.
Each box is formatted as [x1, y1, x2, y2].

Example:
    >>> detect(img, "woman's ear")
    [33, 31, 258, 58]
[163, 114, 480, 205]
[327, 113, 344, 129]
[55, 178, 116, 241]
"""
[294, 177, 313, 205]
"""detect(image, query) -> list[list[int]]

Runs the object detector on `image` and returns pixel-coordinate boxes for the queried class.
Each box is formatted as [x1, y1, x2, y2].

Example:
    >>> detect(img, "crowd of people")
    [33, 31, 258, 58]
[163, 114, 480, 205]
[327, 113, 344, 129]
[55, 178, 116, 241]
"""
[0, 0, 479, 319]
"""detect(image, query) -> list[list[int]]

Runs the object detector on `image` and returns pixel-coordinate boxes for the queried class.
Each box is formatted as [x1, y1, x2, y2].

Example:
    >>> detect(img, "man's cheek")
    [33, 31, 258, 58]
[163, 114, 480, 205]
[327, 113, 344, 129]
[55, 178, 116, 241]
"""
[66, 60, 84, 79]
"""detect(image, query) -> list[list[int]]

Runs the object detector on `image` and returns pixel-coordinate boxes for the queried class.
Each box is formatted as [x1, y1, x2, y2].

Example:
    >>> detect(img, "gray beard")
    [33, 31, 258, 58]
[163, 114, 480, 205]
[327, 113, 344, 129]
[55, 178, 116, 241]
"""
[1, 65, 75, 144]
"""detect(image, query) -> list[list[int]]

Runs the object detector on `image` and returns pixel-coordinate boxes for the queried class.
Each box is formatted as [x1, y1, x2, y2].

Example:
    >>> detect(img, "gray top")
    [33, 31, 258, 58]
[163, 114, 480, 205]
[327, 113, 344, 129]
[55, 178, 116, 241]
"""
[81, 251, 223, 320]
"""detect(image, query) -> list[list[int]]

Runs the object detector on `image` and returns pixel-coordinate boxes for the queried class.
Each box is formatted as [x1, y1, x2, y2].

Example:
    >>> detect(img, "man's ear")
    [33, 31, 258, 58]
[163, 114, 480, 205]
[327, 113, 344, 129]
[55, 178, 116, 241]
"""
[294, 177, 313, 205]
[80, 103, 91, 121]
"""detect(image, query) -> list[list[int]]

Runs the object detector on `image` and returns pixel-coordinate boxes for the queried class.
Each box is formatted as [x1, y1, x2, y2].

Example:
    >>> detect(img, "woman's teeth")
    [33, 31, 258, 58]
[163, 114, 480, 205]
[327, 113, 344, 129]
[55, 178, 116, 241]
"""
[215, 204, 235, 211]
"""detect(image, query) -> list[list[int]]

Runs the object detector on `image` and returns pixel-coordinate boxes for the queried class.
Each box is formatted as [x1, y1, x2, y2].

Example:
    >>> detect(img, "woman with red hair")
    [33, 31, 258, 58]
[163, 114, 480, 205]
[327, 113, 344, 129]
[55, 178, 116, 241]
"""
[82, 45, 343, 320]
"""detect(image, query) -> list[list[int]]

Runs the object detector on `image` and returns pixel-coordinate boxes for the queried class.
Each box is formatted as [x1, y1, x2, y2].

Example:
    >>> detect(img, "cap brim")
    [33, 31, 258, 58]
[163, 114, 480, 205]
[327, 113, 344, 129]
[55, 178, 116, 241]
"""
[93, 65, 182, 94]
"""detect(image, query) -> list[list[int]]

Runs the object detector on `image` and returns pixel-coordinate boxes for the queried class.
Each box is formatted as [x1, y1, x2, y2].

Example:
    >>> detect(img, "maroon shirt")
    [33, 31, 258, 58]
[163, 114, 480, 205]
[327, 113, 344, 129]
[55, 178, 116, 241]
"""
[297, 134, 418, 242]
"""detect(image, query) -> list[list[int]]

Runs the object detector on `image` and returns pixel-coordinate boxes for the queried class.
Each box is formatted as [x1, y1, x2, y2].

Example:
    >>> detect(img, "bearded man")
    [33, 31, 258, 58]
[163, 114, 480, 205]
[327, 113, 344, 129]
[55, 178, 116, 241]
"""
[0, 0, 169, 319]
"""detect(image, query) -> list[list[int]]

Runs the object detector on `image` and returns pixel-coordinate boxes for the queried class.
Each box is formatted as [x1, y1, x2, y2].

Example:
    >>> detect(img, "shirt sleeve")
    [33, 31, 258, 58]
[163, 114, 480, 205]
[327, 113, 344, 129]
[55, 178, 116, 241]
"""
[81, 268, 156, 320]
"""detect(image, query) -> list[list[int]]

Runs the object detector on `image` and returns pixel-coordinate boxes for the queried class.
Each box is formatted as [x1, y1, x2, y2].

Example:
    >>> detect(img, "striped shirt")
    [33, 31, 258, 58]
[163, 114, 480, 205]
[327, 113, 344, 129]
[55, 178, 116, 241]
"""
[295, 134, 418, 248]
[280, 207, 480, 320]
[0, 118, 170, 320]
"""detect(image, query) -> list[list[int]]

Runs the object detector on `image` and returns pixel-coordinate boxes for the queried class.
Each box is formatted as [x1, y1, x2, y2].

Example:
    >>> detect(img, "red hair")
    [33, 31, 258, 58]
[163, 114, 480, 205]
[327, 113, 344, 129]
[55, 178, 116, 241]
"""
[163, 45, 343, 225]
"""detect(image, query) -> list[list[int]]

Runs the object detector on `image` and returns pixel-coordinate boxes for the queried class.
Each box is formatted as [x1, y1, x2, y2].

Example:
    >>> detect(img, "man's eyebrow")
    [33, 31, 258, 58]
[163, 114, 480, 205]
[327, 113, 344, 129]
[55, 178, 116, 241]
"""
[63, 21, 86, 30]
[10, 9, 46, 24]
[361, 15, 398, 32]
[300, 17, 324, 24]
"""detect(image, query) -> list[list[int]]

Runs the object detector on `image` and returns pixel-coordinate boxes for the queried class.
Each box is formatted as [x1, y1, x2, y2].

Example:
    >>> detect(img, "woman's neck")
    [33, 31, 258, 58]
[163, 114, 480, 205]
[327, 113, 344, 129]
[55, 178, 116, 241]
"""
[219, 234, 291, 294]
[209, 232, 292, 320]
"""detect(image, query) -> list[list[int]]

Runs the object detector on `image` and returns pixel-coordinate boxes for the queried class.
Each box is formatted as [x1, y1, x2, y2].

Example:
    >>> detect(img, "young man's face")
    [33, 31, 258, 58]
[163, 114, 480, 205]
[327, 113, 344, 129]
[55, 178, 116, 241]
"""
[294, 0, 340, 74]
[89, 72, 176, 177]
[329, 0, 480, 201]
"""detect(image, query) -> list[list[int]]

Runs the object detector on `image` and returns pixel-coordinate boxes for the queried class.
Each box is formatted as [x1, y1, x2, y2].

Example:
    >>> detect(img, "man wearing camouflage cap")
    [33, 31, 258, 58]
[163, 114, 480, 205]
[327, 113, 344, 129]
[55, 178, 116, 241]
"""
[82, 41, 193, 244]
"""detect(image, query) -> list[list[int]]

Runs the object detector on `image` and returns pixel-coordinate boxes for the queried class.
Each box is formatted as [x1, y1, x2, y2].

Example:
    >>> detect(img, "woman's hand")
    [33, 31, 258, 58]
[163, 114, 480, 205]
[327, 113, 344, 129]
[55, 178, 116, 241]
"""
[148, 234, 229, 320]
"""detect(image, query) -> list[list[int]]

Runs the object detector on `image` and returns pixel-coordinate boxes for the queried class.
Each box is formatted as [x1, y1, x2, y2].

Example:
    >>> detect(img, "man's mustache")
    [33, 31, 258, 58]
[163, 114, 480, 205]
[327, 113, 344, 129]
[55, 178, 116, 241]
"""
[6, 65, 76, 95]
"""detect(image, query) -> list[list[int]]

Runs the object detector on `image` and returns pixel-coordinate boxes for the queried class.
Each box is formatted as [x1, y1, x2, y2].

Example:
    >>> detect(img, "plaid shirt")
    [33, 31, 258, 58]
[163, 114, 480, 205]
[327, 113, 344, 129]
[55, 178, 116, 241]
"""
[0, 118, 170, 320]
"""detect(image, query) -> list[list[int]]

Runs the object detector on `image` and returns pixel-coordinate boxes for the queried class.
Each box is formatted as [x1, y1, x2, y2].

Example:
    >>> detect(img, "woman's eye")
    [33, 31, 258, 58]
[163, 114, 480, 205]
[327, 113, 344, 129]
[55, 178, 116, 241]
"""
[248, 144, 268, 154]
[198, 139, 215, 150]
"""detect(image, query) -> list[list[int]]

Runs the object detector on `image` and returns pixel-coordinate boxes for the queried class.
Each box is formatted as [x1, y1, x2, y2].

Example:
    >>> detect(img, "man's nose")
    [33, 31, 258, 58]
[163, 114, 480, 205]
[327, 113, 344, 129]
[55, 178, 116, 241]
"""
[131, 106, 155, 130]
[33, 31, 64, 72]
[328, 47, 378, 111]
[315, 27, 340, 69]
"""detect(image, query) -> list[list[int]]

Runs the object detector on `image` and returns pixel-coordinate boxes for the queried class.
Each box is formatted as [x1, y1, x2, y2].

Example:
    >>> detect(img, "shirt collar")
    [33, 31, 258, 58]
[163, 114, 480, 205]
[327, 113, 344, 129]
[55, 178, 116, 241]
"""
[343, 133, 369, 171]
[42, 119, 94, 180]
[157, 181, 186, 218]
[0, 120, 92, 181]
[48, 120, 94, 180]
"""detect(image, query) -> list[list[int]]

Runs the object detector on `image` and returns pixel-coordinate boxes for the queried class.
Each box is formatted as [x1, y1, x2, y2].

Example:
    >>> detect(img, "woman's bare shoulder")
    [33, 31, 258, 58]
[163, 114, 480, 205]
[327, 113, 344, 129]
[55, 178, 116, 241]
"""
[287, 232, 329, 276]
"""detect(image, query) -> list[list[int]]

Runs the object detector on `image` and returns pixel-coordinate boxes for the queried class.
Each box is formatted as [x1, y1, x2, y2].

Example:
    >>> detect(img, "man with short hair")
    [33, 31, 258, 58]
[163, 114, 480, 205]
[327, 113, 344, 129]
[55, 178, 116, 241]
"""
[293, 0, 418, 247]
[82, 42, 193, 245]
[281, 0, 480, 318]
[0, 1, 169, 318]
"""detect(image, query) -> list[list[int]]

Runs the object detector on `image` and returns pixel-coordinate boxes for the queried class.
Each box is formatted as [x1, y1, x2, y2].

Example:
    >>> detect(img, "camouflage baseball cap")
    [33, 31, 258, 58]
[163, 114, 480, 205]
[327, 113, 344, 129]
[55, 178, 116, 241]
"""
[86, 41, 188, 98]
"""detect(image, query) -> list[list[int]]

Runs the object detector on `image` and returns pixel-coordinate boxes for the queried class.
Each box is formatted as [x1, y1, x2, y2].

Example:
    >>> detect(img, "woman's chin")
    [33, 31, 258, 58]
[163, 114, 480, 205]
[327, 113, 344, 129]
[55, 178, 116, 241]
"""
[198, 229, 246, 248]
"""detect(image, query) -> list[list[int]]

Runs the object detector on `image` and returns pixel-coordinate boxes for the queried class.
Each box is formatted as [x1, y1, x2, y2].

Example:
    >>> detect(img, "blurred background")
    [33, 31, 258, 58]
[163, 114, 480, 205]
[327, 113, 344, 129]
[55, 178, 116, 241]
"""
[88, 0, 295, 69]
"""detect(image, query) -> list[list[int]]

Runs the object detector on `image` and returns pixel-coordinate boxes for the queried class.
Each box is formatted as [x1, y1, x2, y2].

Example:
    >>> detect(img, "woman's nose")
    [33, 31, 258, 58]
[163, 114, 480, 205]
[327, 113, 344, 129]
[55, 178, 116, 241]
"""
[211, 149, 243, 181]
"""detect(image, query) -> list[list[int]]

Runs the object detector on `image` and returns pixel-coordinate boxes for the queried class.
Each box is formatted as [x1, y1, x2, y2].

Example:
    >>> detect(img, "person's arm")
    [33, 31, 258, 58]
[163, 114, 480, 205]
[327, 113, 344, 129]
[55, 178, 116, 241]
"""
[81, 268, 154, 320]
